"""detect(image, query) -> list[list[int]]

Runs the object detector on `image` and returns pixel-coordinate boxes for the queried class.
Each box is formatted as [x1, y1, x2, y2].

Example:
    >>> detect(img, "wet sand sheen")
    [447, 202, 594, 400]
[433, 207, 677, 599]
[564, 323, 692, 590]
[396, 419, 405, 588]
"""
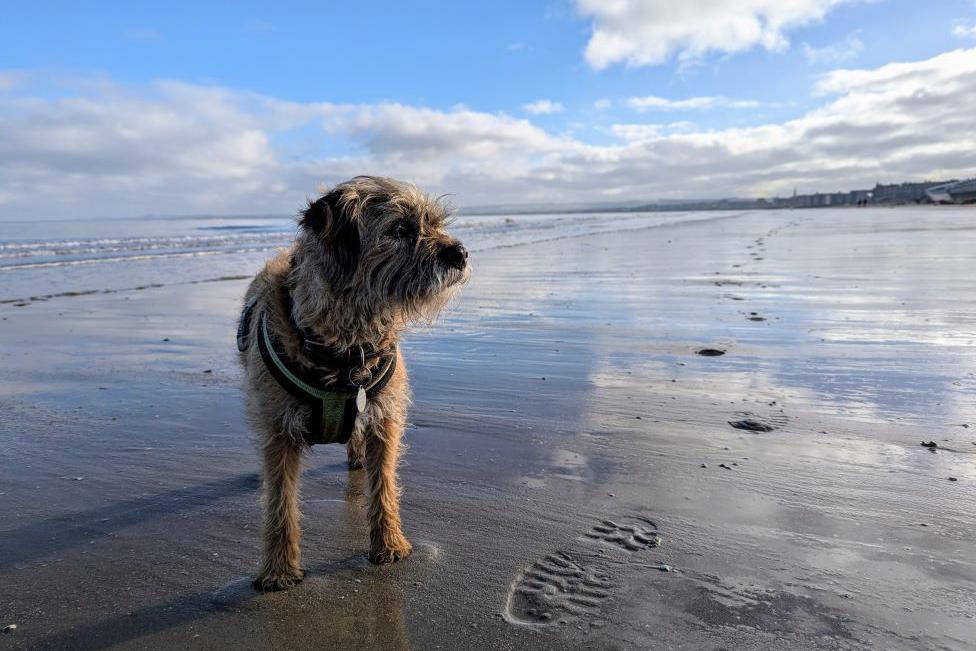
[1, 208, 975, 650]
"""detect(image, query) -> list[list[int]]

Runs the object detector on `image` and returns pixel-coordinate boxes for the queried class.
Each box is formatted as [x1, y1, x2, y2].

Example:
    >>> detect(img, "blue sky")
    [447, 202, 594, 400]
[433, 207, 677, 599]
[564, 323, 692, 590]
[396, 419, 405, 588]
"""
[2, 1, 976, 219]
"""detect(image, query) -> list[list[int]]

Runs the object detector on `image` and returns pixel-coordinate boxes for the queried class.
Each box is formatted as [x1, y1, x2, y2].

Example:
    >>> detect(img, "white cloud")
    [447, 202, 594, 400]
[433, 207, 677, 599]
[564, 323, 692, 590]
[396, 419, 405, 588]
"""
[802, 33, 864, 64]
[522, 99, 565, 115]
[593, 99, 612, 110]
[627, 95, 760, 111]
[577, 0, 862, 68]
[2, 48, 976, 218]
[321, 102, 568, 163]
[953, 23, 976, 39]
[813, 47, 976, 95]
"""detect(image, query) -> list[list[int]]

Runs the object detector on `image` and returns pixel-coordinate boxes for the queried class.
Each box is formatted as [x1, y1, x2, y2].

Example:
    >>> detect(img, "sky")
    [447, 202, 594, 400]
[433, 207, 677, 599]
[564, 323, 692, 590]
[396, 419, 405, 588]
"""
[1, 0, 976, 220]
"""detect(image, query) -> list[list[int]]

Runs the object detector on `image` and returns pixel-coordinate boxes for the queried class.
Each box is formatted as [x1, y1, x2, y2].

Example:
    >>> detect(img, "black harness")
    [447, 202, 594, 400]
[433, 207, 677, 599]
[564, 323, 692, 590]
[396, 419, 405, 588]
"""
[237, 293, 397, 445]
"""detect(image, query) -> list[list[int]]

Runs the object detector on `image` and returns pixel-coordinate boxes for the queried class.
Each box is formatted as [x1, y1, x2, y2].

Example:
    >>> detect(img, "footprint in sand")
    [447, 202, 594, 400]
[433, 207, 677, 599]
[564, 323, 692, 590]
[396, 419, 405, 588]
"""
[728, 410, 788, 432]
[504, 517, 664, 627]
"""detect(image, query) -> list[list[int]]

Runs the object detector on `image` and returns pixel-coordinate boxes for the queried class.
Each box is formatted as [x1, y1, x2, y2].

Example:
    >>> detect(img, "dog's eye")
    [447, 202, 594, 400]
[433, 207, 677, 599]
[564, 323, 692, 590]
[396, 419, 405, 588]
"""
[387, 218, 416, 240]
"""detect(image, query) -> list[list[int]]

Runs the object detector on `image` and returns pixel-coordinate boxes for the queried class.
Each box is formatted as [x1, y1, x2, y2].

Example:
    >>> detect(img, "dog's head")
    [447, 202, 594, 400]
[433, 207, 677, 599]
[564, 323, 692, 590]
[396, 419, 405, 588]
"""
[297, 176, 468, 321]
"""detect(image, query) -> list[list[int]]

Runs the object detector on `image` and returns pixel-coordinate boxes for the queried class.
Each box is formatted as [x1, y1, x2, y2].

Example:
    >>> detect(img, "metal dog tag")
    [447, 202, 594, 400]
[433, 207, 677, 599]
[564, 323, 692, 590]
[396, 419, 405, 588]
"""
[356, 386, 367, 412]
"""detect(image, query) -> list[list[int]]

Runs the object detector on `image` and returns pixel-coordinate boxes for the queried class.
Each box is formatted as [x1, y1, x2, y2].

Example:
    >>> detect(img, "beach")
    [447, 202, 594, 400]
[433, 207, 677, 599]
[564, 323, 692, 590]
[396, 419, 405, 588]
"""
[1, 207, 975, 650]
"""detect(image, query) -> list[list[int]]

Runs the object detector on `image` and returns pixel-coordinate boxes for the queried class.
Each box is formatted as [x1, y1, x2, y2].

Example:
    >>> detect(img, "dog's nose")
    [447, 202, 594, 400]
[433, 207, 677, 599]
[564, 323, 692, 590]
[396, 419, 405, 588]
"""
[439, 243, 468, 270]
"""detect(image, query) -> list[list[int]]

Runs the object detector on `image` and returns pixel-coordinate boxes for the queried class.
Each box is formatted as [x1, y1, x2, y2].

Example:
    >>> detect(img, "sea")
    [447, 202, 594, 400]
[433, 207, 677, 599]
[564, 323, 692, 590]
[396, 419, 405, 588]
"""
[0, 211, 707, 303]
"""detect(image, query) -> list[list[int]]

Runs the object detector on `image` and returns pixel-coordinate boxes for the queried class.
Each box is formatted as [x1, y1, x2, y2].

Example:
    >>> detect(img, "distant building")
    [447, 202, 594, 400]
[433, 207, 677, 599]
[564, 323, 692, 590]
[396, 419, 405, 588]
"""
[871, 182, 945, 204]
[625, 176, 973, 214]
[925, 178, 976, 204]
[771, 179, 970, 209]
[949, 178, 976, 203]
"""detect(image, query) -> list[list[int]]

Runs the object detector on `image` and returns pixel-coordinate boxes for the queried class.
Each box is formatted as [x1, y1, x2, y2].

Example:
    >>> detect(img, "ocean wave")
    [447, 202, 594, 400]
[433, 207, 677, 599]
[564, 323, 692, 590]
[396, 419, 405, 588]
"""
[0, 211, 725, 302]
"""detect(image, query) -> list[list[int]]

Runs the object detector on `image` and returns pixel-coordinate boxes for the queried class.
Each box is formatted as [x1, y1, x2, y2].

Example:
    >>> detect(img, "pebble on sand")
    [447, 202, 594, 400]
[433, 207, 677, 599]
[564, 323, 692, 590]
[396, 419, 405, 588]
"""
[696, 348, 726, 357]
[729, 419, 775, 432]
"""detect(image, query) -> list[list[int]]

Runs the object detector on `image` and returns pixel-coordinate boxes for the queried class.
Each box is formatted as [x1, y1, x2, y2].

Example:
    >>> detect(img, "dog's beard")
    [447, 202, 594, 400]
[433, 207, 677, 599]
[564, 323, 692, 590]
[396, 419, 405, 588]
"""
[433, 262, 469, 292]
[354, 253, 467, 324]
[409, 259, 468, 320]
[399, 261, 467, 322]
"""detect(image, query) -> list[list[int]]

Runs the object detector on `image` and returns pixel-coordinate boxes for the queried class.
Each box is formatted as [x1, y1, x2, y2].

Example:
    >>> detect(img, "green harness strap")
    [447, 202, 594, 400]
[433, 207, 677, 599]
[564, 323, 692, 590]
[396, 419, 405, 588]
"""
[255, 310, 395, 445]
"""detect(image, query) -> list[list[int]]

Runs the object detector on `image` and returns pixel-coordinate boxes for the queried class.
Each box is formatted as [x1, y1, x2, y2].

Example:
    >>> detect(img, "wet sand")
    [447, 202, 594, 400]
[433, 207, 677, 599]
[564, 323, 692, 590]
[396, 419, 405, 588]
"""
[1, 208, 975, 650]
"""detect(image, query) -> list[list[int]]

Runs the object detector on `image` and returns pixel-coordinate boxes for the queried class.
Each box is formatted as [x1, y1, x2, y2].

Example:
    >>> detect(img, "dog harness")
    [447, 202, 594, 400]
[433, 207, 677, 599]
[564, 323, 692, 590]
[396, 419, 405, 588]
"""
[237, 295, 397, 445]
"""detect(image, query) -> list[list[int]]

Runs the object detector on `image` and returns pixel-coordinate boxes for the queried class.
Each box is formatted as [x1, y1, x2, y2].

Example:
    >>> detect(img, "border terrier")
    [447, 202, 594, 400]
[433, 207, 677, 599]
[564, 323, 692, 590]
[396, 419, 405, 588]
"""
[238, 176, 468, 591]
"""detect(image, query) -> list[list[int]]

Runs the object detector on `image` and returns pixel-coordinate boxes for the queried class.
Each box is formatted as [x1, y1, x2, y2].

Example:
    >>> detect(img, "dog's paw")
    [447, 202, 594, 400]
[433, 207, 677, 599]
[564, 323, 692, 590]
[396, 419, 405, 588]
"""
[252, 568, 306, 592]
[368, 539, 413, 565]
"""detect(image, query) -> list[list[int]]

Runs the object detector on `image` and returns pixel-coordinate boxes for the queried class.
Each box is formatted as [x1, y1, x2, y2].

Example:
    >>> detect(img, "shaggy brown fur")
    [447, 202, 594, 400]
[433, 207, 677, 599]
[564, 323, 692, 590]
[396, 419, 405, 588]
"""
[239, 176, 468, 591]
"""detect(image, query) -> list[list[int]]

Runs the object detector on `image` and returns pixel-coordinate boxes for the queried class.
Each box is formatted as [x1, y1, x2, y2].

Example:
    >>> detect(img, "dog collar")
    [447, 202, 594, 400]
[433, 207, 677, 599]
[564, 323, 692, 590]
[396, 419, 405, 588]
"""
[239, 297, 397, 445]
[282, 287, 394, 368]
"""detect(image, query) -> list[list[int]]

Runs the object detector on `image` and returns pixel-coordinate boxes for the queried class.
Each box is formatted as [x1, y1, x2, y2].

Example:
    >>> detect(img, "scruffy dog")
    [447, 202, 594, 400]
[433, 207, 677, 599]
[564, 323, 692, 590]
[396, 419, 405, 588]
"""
[238, 176, 468, 591]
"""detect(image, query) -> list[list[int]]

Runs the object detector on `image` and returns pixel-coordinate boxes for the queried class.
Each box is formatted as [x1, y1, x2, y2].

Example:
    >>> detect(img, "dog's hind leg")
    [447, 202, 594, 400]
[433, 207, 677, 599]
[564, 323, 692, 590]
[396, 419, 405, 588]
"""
[364, 416, 412, 564]
[346, 425, 365, 471]
[254, 433, 306, 591]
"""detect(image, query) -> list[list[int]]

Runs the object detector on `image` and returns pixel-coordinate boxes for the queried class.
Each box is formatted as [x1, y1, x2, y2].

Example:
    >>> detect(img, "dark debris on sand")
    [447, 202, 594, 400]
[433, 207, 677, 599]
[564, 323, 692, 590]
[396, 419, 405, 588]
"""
[729, 419, 776, 432]
[696, 348, 726, 357]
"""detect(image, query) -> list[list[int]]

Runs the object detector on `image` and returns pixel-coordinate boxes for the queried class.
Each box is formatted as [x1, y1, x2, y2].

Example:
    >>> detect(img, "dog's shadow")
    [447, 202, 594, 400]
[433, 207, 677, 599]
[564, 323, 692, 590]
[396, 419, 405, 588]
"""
[0, 472, 261, 571]
[0, 462, 349, 571]
[20, 467, 433, 650]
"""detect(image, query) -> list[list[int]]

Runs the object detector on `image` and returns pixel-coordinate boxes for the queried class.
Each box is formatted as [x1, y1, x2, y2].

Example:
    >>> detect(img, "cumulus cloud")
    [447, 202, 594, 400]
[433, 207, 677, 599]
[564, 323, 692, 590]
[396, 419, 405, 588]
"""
[1, 48, 976, 219]
[627, 95, 760, 111]
[0, 80, 573, 218]
[522, 99, 565, 115]
[319, 103, 565, 161]
[577, 0, 861, 68]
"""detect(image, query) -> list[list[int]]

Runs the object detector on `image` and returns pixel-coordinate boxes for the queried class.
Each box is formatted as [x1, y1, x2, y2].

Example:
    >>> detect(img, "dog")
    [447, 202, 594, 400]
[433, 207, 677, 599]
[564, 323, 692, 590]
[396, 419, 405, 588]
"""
[238, 176, 468, 591]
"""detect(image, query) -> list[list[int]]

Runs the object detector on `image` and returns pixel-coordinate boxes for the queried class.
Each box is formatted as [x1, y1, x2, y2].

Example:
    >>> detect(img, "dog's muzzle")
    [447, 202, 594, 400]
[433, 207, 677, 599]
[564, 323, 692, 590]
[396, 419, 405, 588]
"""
[438, 243, 468, 271]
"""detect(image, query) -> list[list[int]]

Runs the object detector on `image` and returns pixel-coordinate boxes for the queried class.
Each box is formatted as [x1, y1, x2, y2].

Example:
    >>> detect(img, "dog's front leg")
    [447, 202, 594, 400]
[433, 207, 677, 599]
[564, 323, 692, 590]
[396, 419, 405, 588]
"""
[364, 416, 412, 564]
[254, 434, 306, 591]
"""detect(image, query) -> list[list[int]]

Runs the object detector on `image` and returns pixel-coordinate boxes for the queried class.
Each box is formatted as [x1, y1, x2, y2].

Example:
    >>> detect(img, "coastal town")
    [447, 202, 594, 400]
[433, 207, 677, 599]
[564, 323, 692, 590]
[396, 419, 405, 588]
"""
[634, 178, 976, 212]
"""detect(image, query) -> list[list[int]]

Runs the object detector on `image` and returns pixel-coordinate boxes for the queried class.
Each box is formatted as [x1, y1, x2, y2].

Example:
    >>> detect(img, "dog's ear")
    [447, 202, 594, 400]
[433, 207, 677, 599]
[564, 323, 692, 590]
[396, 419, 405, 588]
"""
[301, 189, 361, 279]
